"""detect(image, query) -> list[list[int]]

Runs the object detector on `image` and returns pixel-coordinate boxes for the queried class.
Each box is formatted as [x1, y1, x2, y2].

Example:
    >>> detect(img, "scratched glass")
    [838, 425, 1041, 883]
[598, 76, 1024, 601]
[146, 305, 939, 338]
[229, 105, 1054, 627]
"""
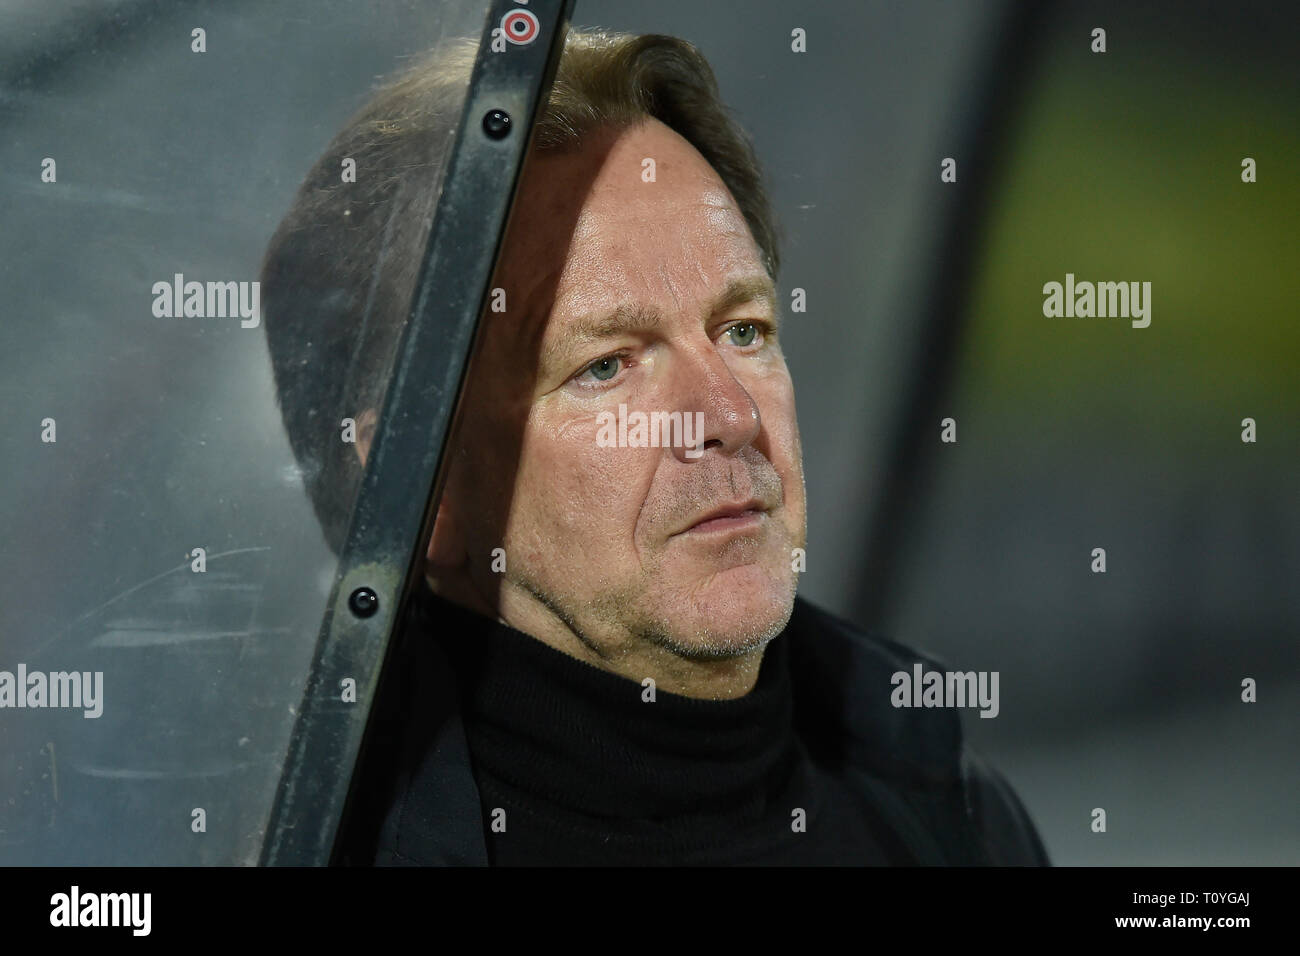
[0, 0, 488, 865]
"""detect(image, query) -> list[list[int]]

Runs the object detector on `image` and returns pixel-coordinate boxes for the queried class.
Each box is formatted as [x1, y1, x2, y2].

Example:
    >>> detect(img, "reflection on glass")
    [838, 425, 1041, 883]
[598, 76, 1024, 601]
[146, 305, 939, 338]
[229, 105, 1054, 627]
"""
[0, 0, 487, 865]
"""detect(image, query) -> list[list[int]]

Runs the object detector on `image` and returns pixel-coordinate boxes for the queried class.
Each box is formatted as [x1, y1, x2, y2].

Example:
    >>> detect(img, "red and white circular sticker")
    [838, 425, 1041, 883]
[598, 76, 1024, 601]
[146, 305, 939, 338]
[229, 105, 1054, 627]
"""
[501, 10, 539, 46]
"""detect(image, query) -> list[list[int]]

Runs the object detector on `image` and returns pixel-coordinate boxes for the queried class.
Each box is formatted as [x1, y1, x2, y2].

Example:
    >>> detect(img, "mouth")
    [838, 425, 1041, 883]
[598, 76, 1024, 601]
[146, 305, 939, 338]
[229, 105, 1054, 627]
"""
[675, 498, 768, 536]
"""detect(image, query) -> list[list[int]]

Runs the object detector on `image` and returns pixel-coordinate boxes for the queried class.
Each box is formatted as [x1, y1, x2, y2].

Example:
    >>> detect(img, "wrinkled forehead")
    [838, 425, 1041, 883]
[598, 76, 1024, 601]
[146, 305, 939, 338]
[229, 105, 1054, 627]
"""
[487, 126, 763, 360]
[555, 191, 756, 304]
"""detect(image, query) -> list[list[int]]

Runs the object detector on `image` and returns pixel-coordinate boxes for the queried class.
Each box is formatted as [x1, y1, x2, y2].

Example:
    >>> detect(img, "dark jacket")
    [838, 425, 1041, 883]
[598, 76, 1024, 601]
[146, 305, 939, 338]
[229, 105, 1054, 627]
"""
[338, 591, 1050, 866]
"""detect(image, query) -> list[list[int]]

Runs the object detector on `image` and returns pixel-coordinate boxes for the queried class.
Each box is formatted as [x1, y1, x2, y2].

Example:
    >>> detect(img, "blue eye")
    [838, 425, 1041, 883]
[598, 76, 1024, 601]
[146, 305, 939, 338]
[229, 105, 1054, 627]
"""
[585, 356, 621, 381]
[728, 323, 759, 346]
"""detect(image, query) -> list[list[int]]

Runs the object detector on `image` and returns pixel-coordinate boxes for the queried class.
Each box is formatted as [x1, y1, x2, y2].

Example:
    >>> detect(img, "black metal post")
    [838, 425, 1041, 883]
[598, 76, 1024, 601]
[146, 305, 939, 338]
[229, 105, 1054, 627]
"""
[259, 0, 574, 866]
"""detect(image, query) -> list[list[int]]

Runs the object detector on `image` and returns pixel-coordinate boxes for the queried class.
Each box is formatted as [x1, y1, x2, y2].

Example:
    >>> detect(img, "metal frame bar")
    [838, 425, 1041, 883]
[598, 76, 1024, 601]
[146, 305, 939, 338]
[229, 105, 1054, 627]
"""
[260, 0, 574, 866]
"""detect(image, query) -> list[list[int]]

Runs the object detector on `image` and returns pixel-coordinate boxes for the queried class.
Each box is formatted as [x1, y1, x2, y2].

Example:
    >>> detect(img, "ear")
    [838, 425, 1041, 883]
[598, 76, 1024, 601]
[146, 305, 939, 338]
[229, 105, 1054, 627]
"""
[422, 488, 500, 621]
[425, 496, 468, 570]
[356, 409, 468, 573]
[353, 408, 378, 467]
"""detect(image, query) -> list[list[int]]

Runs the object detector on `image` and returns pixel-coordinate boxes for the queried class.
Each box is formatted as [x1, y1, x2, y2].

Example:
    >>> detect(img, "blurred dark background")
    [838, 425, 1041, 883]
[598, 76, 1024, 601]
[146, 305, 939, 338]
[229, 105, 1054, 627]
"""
[1, 0, 1295, 864]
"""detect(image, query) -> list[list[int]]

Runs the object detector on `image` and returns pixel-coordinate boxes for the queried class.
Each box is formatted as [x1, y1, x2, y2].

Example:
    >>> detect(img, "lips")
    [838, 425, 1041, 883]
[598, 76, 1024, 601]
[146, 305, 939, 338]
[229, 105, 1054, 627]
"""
[677, 498, 768, 535]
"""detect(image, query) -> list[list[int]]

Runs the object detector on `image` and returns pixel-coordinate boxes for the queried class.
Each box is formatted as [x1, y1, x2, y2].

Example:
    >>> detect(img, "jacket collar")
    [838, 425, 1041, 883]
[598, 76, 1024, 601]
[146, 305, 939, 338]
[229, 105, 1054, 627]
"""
[786, 597, 966, 788]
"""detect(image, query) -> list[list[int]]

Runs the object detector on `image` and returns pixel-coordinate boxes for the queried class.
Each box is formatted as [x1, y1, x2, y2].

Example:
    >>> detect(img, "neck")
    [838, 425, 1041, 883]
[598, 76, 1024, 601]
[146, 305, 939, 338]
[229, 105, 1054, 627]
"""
[422, 587, 800, 830]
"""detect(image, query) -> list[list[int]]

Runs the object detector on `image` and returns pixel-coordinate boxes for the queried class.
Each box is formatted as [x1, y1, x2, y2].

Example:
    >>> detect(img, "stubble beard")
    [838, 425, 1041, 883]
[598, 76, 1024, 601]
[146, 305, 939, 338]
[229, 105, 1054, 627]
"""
[506, 535, 800, 665]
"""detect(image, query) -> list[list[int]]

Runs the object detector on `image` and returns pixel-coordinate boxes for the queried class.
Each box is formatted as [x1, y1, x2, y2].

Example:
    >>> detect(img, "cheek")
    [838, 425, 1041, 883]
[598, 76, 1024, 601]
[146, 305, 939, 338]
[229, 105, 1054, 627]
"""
[754, 376, 807, 534]
[509, 409, 652, 556]
[777, 394, 805, 485]
[752, 372, 803, 470]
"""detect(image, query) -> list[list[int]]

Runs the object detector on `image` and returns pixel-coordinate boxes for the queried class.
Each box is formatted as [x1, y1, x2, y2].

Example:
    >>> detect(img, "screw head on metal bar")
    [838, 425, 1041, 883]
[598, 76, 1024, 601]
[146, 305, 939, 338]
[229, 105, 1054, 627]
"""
[348, 587, 379, 618]
[482, 108, 512, 139]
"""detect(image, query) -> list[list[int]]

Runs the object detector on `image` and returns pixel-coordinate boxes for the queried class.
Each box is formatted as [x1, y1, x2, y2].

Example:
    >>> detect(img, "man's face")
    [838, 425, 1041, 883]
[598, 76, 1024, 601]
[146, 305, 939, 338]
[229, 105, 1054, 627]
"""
[434, 117, 806, 679]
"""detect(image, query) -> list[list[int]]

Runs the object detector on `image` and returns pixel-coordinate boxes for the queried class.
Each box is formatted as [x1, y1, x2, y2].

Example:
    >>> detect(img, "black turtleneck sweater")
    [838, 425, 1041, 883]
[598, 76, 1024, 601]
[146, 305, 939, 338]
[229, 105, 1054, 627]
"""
[427, 594, 891, 866]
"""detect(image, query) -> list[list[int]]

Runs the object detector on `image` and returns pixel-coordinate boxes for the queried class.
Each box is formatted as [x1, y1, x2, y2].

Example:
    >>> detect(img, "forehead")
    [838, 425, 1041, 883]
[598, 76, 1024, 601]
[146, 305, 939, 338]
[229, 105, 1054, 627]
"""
[497, 119, 766, 339]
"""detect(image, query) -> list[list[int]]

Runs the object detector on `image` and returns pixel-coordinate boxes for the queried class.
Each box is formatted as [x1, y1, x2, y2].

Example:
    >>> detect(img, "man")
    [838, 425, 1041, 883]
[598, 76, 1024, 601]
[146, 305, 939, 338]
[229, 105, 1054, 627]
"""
[262, 28, 1049, 865]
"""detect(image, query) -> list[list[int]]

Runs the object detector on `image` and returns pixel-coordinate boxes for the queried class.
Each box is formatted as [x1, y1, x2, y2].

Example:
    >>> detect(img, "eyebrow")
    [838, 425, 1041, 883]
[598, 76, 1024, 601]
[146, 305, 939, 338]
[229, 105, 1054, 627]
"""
[544, 275, 778, 371]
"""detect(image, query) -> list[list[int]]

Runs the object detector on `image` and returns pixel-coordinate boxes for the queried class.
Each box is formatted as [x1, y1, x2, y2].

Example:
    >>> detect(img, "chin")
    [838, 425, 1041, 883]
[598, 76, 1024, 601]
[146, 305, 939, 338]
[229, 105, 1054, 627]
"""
[651, 563, 797, 660]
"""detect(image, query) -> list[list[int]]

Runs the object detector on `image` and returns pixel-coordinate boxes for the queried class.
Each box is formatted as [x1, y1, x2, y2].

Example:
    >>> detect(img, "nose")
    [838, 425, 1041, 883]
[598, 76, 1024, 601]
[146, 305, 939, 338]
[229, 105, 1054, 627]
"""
[666, 342, 761, 464]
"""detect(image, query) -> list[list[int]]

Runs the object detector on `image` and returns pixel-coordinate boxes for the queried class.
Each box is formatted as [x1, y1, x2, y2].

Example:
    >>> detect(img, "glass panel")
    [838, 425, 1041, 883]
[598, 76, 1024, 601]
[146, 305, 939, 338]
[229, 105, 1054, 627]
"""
[0, 0, 492, 865]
